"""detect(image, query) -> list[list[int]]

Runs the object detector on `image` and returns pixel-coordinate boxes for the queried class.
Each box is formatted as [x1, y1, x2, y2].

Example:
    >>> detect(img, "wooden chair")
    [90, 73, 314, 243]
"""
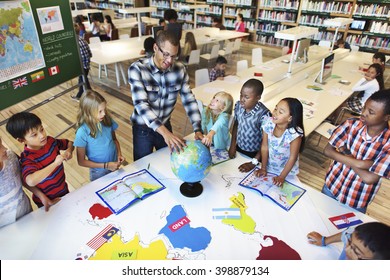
[111, 28, 119, 41]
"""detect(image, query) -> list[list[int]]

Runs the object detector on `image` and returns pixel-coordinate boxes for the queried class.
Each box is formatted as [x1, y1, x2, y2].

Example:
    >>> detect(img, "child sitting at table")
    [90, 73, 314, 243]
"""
[345, 63, 384, 115]
[359, 52, 386, 73]
[201, 91, 234, 150]
[140, 37, 155, 57]
[74, 90, 125, 181]
[322, 89, 390, 214]
[228, 79, 270, 172]
[209, 56, 227, 82]
[100, 15, 116, 41]
[0, 136, 33, 228]
[307, 222, 390, 260]
[182, 31, 197, 63]
[254, 98, 305, 186]
[90, 15, 101, 38]
[6, 112, 74, 210]
[235, 13, 245, 33]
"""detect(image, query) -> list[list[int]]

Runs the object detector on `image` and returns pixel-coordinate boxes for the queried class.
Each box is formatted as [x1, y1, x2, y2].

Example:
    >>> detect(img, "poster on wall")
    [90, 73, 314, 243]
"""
[0, 0, 45, 83]
[0, 0, 82, 111]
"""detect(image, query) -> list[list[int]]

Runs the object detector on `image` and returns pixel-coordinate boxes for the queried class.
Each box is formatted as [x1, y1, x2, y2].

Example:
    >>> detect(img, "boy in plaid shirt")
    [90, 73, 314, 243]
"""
[209, 56, 227, 82]
[322, 89, 390, 213]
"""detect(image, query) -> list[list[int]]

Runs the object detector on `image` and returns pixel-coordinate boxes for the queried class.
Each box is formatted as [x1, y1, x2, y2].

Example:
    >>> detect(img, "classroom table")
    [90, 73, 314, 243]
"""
[263, 51, 373, 136]
[89, 35, 148, 87]
[192, 46, 350, 106]
[0, 145, 375, 260]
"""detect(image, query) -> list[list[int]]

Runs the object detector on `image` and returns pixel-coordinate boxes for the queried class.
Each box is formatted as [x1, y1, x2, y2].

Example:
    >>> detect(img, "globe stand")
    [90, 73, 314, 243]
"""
[180, 181, 203, 198]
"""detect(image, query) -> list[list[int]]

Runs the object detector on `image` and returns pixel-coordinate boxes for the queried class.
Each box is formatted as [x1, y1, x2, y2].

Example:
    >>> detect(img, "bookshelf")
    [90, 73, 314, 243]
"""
[346, 0, 390, 52]
[256, 0, 300, 47]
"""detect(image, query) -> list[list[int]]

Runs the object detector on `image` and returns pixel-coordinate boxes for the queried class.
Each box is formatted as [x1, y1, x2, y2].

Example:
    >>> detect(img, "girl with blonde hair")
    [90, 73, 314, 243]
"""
[201, 91, 234, 150]
[74, 90, 125, 181]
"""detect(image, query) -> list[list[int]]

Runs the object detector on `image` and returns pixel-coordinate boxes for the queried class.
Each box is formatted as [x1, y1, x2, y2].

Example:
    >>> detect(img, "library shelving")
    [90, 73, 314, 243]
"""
[256, 0, 300, 47]
[346, 0, 390, 52]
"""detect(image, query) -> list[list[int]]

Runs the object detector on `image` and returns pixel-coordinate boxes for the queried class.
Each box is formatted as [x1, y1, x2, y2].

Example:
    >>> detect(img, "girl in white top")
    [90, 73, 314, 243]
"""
[0, 137, 32, 228]
[101, 15, 115, 41]
[346, 63, 384, 113]
[254, 98, 305, 186]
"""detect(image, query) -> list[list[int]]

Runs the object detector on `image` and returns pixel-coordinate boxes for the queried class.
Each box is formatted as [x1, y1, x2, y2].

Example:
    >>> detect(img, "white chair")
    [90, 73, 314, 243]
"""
[318, 40, 331, 48]
[89, 37, 108, 78]
[89, 37, 101, 45]
[251, 47, 263, 66]
[282, 46, 290, 56]
[119, 34, 130, 40]
[312, 121, 336, 146]
[232, 38, 242, 57]
[200, 44, 219, 67]
[236, 60, 248, 73]
[195, 68, 210, 87]
[218, 41, 234, 59]
[184, 49, 200, 69]
[350, 45, 359, 52]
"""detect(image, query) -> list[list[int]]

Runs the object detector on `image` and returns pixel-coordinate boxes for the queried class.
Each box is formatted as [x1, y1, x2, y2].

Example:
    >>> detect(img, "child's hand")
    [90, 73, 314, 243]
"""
[54, 154, 65, 166]
[254, 168, 266, 177]
[107, 161, 120, 171]
[201, 134, 212, 147]
[118, 156, 125, 164]
[62, 149, 73, 161]
[307, 231, 323, 246]
[40, 195, 61, 212]
[238, 162, 256, 173]
[272, 175, 285, 186]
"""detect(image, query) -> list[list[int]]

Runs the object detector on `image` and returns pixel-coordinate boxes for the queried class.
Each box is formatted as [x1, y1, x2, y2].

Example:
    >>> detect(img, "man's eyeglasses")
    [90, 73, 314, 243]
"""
[346, 233, 372, 260]
[157, 44, 178, 60]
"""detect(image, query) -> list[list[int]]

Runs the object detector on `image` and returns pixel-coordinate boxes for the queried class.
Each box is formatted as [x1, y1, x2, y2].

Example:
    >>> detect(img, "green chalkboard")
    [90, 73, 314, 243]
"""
[0, 0, 82, 110]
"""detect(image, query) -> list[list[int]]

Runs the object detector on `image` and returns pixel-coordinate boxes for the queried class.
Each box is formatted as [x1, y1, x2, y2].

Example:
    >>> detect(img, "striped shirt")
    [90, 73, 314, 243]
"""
[78, 36, 92, 70]
[325, 118, 390, 208]
[20, 136, 69, 206]
[234, 101, 270, 152]
[128, 56, 201, 132]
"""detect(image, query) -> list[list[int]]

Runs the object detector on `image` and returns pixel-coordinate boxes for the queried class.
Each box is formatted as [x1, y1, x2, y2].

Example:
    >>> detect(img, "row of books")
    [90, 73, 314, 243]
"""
[301, 0, 352, 14]
[299, 15, 327, 26]
[367, 21, 390, 34]
[150, 0, 170, 9]
[346, 35, 390, 50]
[312, 31, 336, 42]
[225, 8, 253, 18]
[224, 19, 255, 30]
[256, 34, 290, 47]
[258, 10, 297, 22]
[257, 22, 288, 33]
[197, 15, 214, 25]
[224, 0, 254, 6]
[354, 4, 390, 17]
[259, 0, 300, 10]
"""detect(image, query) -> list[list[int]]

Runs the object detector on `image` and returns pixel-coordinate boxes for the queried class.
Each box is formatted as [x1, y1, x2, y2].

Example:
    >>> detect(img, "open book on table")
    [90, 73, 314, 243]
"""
[239, 168, 306, 211]
[210, 146, 231, 165]
[96, 169, 166, 215]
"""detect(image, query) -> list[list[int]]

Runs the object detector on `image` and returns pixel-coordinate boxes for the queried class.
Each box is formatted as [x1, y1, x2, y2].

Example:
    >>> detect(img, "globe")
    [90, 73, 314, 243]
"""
[171, 140, 212, 197]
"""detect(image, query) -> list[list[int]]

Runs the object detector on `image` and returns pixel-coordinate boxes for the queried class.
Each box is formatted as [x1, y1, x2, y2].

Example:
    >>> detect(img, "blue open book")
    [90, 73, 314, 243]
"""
[96, 169, 166, 215]
[239, 168, 306, 211]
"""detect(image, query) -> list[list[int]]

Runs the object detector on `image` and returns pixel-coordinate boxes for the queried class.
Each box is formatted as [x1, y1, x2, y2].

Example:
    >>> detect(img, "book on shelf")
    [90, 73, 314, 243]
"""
[239, 168, 306, 211]
[96, 169, 166, 215]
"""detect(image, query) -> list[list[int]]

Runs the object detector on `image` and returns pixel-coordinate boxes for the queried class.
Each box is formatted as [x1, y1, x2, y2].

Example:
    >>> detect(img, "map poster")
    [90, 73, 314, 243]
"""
[0, 0, 83, 111]
[37, 6, 64, 34]
[0, 0, 45, 83]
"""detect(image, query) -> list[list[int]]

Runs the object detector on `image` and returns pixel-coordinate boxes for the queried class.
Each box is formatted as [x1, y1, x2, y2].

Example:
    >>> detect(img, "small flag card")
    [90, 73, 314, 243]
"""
[212, 208, 241, 220]
[328, 212, 363, 229]
[86, 224, 118, 250]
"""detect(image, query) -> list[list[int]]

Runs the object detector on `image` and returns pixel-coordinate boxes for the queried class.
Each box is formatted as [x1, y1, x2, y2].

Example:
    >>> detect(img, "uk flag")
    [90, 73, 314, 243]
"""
[12, 77, 28, 89]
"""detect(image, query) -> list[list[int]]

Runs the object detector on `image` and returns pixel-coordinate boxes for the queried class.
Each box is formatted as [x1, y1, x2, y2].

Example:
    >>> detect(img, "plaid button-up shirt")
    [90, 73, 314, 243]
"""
[128, 57, 201, 132]
[325, 118, 390, 208]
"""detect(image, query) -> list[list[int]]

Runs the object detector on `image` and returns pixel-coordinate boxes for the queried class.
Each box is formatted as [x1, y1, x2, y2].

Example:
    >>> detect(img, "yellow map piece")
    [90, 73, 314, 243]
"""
[89, 233, 169, 260]
[222, 192, 256, 234]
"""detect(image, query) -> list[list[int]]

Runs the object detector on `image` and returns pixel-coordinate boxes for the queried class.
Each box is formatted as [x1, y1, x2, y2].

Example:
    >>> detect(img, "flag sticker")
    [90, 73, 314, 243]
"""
[12, 77, 28, 89]
[329, 212, 363, 229]
[30, 70, 45, 83]
[212, 208, 241, 220]
[48, 65, 60, 76]
[86, 224, 118, 250]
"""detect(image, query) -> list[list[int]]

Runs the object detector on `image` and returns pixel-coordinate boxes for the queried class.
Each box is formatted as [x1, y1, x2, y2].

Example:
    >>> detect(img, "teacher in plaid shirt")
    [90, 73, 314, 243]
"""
[128, 30, 203, 161]
[322, 90, 390, 214]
